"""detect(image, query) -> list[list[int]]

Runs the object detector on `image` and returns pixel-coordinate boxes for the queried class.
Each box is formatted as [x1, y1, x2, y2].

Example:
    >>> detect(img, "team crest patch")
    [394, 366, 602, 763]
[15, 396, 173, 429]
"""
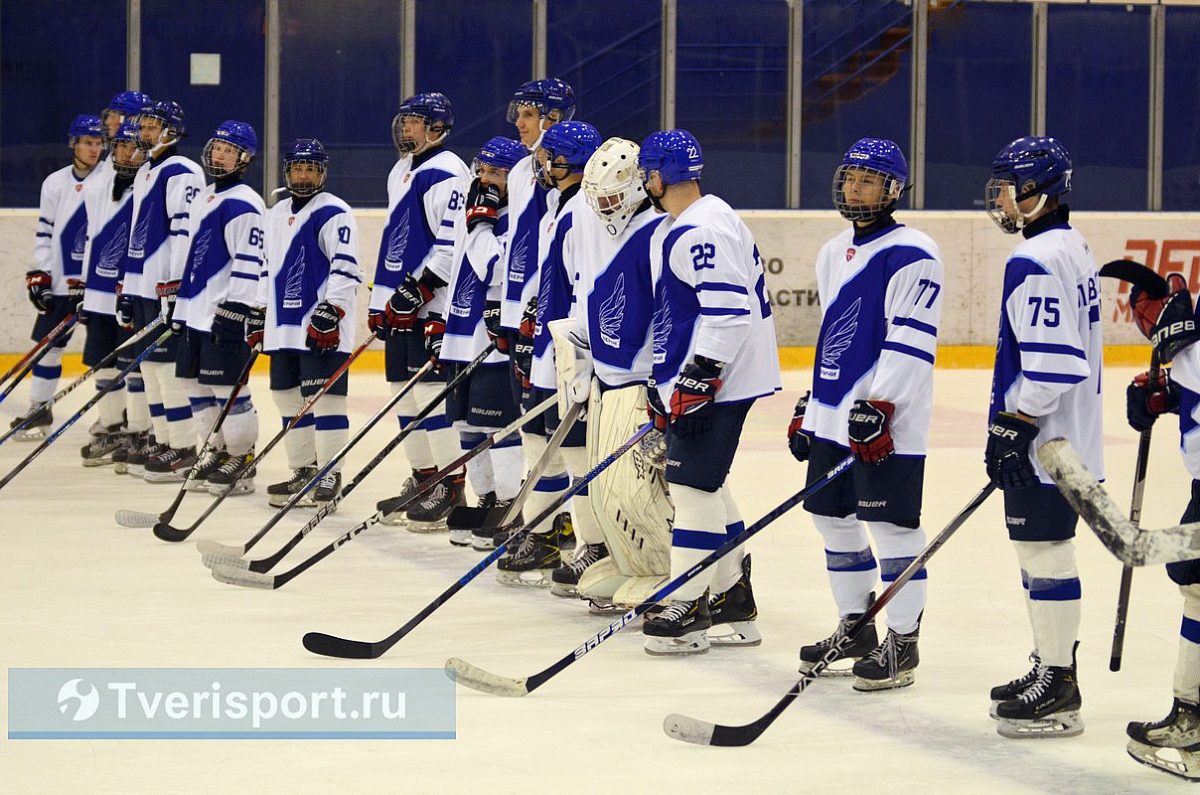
[288, 216, 295, 226]
[403, 173, 411, 183]
[207, 195, 215, 203]
[845, 247, 855, 262]
[75, 184, 83, 192]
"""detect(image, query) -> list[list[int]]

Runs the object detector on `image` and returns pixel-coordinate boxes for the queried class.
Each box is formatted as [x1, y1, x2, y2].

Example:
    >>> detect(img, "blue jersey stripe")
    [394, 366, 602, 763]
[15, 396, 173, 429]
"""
[234, 253, 262, 264]
[331, 268, 361, 282]
[700, 307, 750, 317]
[332, 253, 357, 265]
[882, 340, 935, 364]
[697, 281, 748, 294]
[1025, 369, 1086, 384]
[1019, 341, 1086, 358]
[892, 316, 937, 336]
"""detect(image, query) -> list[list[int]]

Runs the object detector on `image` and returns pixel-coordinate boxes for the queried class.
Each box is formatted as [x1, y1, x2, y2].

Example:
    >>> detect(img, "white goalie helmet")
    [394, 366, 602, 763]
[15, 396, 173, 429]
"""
[583, 138, 647, 238]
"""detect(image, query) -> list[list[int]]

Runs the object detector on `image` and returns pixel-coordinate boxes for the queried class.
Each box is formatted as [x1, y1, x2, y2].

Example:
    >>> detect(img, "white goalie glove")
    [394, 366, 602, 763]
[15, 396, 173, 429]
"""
[549, 317, 594, 415]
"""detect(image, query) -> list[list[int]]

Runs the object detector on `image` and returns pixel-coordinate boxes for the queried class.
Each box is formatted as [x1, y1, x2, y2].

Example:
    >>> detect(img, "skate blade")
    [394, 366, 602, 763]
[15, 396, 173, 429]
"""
[312, 500, 337, 513]
[470, 537, 497, 551]
[17, 429, 47, 442]
[644, 631, 710, 657]
[799, 658, 858, 677]
[378, 512, 408, 527]
[708, 621, 762, 648]
[853, 670, 916, 692]
[81, 458, 115, 468]
[113, 462, 129, 475]
[143, 472, 189, 483]
[997, 710, 1083, 739]
[549, 582, 581, 599]
[448, 530, 474, 547]
[185, 479, 210, 492]
[269, 495, 314, 509]
[989, 700, 1000, 720]
[496, 569, 553, 588]
[1127, 740, 1200, 781]
[588, 599, 621, 615]
[405, 520, 449, 534]
[211, 482, 255, 497]
[126, 465, 145, 477]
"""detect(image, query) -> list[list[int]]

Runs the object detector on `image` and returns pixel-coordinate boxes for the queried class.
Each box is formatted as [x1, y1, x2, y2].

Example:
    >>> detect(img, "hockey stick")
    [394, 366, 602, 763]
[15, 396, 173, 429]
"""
[0, 316, 165, 447]
[444, 455, 856, 697]
[0, 311, 77, 390]
[661, 481, 995, 746]
[150, 337, 372, 542]
[0, 326, 176, 493]
[1097, 259, 1167, 672]
[212, 399, 588, 593]
[1040, 438, 1200, 566]
[113, 345, 261, 528]
[0, 312, 78, 408]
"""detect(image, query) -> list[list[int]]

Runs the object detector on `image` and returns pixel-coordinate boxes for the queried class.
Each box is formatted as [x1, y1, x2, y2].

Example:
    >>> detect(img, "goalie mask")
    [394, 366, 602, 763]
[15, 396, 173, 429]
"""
[832, 137, 907, 223]
[985, 135, 1072, 234]
[583, 138, 646, 237]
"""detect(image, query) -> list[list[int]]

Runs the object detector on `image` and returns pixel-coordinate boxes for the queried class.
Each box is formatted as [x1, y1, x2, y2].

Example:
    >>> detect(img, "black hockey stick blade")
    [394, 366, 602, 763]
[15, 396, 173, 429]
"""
[1098, 259, 1168, 298]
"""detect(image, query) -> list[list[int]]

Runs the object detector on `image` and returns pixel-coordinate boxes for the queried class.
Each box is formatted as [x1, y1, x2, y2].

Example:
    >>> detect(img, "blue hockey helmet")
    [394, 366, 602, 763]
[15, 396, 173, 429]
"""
[104, 90, 151, 120]
[203, 120, 258, 178]
[833, 137, 908, 222]
[110, 121, 145, 177]
[474, 136, 526, 172]
[68, 114, 103, 143]
[534, 121, 601, 188]
[506, 78, 576, 124]
[985, 135, 1073, 233]
[392, 92, 454, 154]
[283, 138, 329, 197]
[637, 129, 703, 187]
[137, 100, 185, 150]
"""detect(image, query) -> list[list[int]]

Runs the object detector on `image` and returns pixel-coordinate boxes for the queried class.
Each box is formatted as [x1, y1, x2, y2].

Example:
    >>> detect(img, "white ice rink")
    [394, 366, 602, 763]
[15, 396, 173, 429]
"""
[0, 364, 1193, 794]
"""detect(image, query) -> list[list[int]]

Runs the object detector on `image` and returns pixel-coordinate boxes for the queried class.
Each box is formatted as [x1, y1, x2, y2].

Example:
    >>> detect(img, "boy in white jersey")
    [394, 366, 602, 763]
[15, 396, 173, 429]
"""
[982, 136, 1101, 739]
[787, 138, 943, 690]
[255, 139, 362, 508]
[369, 93, 470, 531]
[16, 114, 103, 439]
[638, 129, 781, 656]
[121, 100, 205, 478]
[168, 122, 265, 492]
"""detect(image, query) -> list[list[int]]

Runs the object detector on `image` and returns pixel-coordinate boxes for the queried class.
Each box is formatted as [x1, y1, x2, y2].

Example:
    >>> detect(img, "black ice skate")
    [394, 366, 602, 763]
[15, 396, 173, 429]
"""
[88, 410, 125, 437]
[377, 468, 433, 527]
[496, 526, 564, 588]
[469, 498, 531, 551]
[1127, 698, 1200, 781]
[405, 472, 465, 533]
[206, 450, 256, 496]
[12, 402, 52, 441]
[143, 445, 197, 483]
[80, 429, 127, 467]
[852, 622, 920, 691]
[643, 593, 712, 656]
[267, 465, 317, 508]
[707, 554, 761, 647]
[989, 651, 1042, 719]
[994, 662, 1083, 739]
[449, 491, 496, 547]
[550, 541, 609, 598]
[127, 435, 165, 478]
[798, 594, 878, 676]
[186, 448, 227, 492]
[112, 430, 146, 475]
[313, 471, 341, 507]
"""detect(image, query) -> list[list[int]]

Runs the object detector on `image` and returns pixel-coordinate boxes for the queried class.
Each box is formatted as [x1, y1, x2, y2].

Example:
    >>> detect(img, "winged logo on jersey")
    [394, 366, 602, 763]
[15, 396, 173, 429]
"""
[383, 210, 410, 272]
[95, 222, 128, 278]
[534, 266, 552, 339]
[71, 225, 87, 263]
[508, 237, 528, 282]
[598, 272, 626, 349]
[188, 229, 214, 285]
[651, 302, 672, 365]
[449, 273, 478, 318]
[282, 247, 306, 309]
[128, 213, 150, 259]
[819, 297, 860, 381]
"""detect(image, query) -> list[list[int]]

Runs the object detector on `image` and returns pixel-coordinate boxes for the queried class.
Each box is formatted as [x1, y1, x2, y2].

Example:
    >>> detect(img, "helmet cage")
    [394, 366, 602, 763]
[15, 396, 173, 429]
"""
[985, 176, 1050, 234]
[284, 157, 327, 197]
[390, 112, 447, 156]
[832, 164, 904, 222]
[202, 137, 253, 179]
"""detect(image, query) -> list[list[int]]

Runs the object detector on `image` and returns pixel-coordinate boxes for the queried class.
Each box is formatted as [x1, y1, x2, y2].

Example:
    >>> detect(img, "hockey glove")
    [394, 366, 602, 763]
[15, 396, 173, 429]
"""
[244, 306, 266, 350]
[482, 300, 509, 353]
[512, 297, 538, 388]
[156, 280, 181, 328]
[306, 301, 345, 354]
[368, 310, 393, 341]
[848, 399, 896, 465]
[212, 301, 253, 347]
[669, 356, 724, 419]
[984, 411, 1040, 490]
[1127, 369, 1179, 433]
[385, 273, 441, 332]
[646, 386, 669, 432]
[25, 270, 52, 314]
[115, 283, 135, 330]
[66, 278, 86, 314]
[465, 178, 504, 233]
[518, 296, 538, 340]
[1133, 273, 1200, 361]
[423, 312, 446, 369]
[787, 392, 811, 462]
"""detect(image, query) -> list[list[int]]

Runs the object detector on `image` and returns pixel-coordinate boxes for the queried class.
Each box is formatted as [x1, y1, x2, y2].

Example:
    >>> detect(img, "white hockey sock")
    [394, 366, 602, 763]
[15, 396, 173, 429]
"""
[712, 485, 747, 594]
[96, 367, 126, 427]
[520, 431, 569, 534]
[28, 344, 64, 405]
[315, 394, 348, 472]
[869, 520, 927, 635]
[1176, 585, 1200, 703]
[144, 361, 193, 449]
[141, 362, 168, 442]
[185, 379, 222, 449]
[214, 384, 257, 456]
[414, 380, 458, 469]
[458, 428, 495, 496]
[1014, 540, 1081, 668]
[491, 435, 524, 501]
[272, 387, 316, 469]
[811, 513, 877, 617]
[669, 483, 727, 601]
[561, 445, 603, 545]
[396, 380, 434, 470]
[126, 372, 150, 433]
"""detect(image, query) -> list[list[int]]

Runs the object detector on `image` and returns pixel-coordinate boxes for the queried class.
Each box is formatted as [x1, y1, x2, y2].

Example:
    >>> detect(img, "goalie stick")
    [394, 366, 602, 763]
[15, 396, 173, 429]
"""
[1039, 438, 1200, 566]
[113, 345, 260, 528]
[212, 401, 588, 593]
[443, 455, 855, 697]
[661, 482, 995, 746]
[0, 312, 77, 409]
[0, 311, 76, 390]
[150, 337, 372, 542]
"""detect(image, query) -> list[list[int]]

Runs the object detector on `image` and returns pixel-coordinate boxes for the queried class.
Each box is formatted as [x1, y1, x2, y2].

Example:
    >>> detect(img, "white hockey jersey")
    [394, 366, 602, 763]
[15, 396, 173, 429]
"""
[369, 148, 468, 313]
[34, 165, 92, 295]
[531, 186, 585, 392]
[650, 194, 781, 407]
[1169, 348, 1200, 479]
[989, 214, 1104, 484]
[441, 208, 509, 366]
[259, 193, 362, 355]
[124, 153, 205, 300]
[802, 223, 944, 454]
[572, 203, 670, 388]
[80, 169, 135, 316]
[174, 182, 266, 333]
[499, 155, 551, 329]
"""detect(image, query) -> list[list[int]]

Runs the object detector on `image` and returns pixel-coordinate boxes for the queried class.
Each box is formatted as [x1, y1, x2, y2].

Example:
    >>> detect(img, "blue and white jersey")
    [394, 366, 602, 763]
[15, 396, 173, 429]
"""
[650, 195, 781, 408]
[259, 192, 362, 355]
[499, 155, 551, 329]
[989, 218, 1103, 484]
[572, 203, 669, 388]
[1167, 346, 1200, 478]
[124, 153, 205, 300]
[368, 148, 468, 313]
[34, 165, 92, 295]
[802, 223, 943, 454]
[174, 183, 265, 333]
[441, 208, 510, 366]
[531, 187, 584, 392]
[80, 169, 135, 316]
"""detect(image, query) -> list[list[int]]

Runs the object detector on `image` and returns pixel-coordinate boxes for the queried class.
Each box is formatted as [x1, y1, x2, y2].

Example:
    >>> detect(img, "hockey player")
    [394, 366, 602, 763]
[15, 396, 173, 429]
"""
[171, 121, 265, 493]
[495, 121, 602, 587]
[122, 100, 205, 479]
[982, 136, 1100, 739]
[638, 129, 781, 655]
[99, 91, 149, 157]
[257, 139, 361, 507]
[15, 114, 104, 440]
[78, 121, 144, 466]
[369, 93, 470, 531]
[787, 138, 943, 690]
[438, 136, 528, 546]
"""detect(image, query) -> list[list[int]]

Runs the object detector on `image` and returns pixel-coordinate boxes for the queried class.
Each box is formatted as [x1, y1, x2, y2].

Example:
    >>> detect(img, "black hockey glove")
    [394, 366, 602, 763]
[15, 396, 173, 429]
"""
[306, 300, 345, 354]
[1133, 272, 1200, 361]
[156, 279, 182, 330]
[25, 270, 52, 314]
[787, 392, 811, 462]
[244, 306, 266, 349]
[1127, 369, 1179, 433]
[465, 178, 504, 233]
[66, 278, 86, 314]
[984, 411, 1040, 490]
[646, 386, 668, 433]
[115, 283, 135, 331]
[482, 300, 509, 354]
[848, 399, 896, 465]
[512, 297, 538, 388]
[423, 312, 446, 370]
[212, 301, 254, 347]
[669, 356, 724, 418]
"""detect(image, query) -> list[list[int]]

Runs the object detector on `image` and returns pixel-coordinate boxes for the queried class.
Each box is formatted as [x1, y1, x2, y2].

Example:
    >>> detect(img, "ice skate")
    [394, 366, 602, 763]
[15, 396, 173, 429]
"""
[1127, 698, 1200, 781]
[313, 471, 341, 508]
[706, 554, 761, 647]
[377, 468, 431, 527]
[449, 492, 496, 547]
[186, 448, 227, 492]
[995, 663, 1083, 739]
[852, 622, 920, 691]
[143, 445, 197, 483]
[496, 526, 562, 587]
[111, 430, 145, 475]
[267, 466, 317, 508]
[405, 472, 465, 533]
[469, 497, 527, 551]
[206, 450, 255, 496]
[990, 651, 1042, 719]
[643, 594, 711, 656]
[127, 435, 165, 478]
[12, 402, 52, 441]
[799, 594, 878, 676]
[79, 429, 126, 467]
[550, 541, 608, 598]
